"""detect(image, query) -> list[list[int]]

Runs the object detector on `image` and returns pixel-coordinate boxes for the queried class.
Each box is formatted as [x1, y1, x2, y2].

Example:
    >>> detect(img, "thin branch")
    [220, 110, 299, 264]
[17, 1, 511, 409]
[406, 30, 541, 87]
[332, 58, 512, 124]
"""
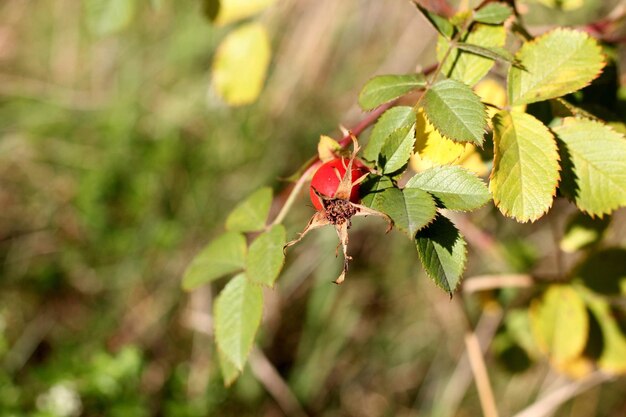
[463, 274, 534, 294]
[270, 162, 321, 227]
[465, 331, 500, 417]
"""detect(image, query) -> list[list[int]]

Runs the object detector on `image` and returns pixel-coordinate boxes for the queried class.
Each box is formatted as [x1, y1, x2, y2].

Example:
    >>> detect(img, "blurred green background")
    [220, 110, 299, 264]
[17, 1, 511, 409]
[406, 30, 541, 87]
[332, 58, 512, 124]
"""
[1, 0, 625, 416]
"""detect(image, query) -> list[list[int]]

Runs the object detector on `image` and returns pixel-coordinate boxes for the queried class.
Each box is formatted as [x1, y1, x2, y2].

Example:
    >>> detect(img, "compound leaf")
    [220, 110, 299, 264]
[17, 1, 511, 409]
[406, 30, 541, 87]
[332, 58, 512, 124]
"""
[182, 232, 247, 290]
[490, 110, 560, 222]
[423, 79, 487, 145]
[359, 74, 426, 111]
[226, 187, 273, 232]
[247, 225, 286, 287]
[508, 29, 605, 105]
[214, 274, 263, 370]
[554, 118, 626, 217]
[405, 165, 490, 211]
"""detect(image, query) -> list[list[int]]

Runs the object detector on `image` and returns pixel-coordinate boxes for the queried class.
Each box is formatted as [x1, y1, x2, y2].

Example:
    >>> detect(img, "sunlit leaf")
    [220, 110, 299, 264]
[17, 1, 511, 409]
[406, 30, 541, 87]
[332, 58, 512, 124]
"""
[413, 3, 455, 38]
[182, 232, 246, 290]
[473, 2, 513, 24]
[380, 124, 416, 174]
[423, 79, 487, 145]
[214, 274, 263, 370]
[529, 285, 588, 366]
[554, 118, 626, 217]
[415, 215, 467, 294]
[212, 23, 271, 106]
[363, 107, 416, 161]
[490, 110, 560, 222]
[225, 187, 273, 233]
[405, 166, 490, 211]
[318, 135, 342, 162]
[508, 29, 605, 105]
[217, 349, 241, 386]
[247, 225, 286, 287]
[358, 74, 426, 111]
[560, 212, 610, 253]
[438, 24, 506, 86]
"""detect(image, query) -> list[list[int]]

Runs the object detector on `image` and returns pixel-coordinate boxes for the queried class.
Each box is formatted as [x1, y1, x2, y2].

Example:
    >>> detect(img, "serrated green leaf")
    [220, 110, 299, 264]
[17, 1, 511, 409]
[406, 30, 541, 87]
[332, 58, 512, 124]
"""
[363, 107, 416, 161]
[438, 24, 506, 86]
[508, 29, 605, 105]
[218, 348, 241, 386]
[405, 166, 490, 211]
[490, 110, 560, 222]
[575, 248, 626, 296]
[455, 43, 518, 66]
[415, 215, 467, 294]
[362, 177, 436, 238]
[226, 187, 273, 232]
[358, 74, 426, 111]
[554, 118, 626, 217]
[212, 23, 271, 106]
[560, 212, 610, 253]
[473, 2, 513, 24]
[380, 124, 416, 174]
[423, 79, 487, 145]
[204, 0, 276, 26]
[529, 285, 588, 366]
[182, 232, 246, 290]
[413, 3, 455, 38]
[246, 225, 286, 287]
[85, 0, 137, 36]
[214, 274, 263, 370]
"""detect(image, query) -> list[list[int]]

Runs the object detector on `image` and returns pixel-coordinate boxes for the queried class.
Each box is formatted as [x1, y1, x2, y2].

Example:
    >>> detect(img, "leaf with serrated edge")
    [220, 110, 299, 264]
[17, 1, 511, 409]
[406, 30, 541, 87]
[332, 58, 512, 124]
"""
[363, 107, 415, 161]
[490, 111, 560, 222]
[554, 118, 626, 217]
[212, 23, 271, 106]
[529, 285, 588, 367]
[359, 74, 426, 111]
[362, 177, 436, 238]
[415, 215, 467, 294]
[473, 2, 513, 24]
[182, 232, 247, 290]
[438, 24, 506, 87]
[217, 348, 241, 386]
[226, 187, 273, 232]
[406, 166, 490, 211]
[423, 79, 487, 145]
[508, 29, 605, 106]
[380, 124, 416, 174]
[214, 274, 263, 370]
[414, 3, 454, 38]
[247, 225, 286, 287]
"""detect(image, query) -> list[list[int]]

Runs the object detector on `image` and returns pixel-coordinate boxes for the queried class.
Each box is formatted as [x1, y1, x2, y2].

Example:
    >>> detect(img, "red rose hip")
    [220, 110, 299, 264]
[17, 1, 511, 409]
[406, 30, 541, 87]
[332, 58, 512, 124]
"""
[309, 158, 365, 210]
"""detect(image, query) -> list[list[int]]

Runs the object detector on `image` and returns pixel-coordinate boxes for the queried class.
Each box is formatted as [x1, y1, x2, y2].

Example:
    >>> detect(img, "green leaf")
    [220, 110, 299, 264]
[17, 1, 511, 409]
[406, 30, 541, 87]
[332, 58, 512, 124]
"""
[362, 177, 436, 238]
[246, 225, 286, 287]
[455, 43, 518, 66]
[423, 79, 487, 145]
[575, 248, 626, 296]
[560, 212, 610, 253]
[203, 0, 276, 26]
[226, 187, 273, 233]
[405, 166, 490, 211]
[380, 125, 416, 174]
[217, 349, 241, 386]
[85, 0, 137, 36]
[438, 24, 506, 86]
[214, 274, 263, 370]
[529, 285, 588, 366]
[490, 111, 560, 222]
[212, 23, 271, 106]
[363, 107, 416, 161]
[415, 215, 467, 294]
[554, 118, 626, 217]
[413, 3, 455, 38]
[473, 2, 513, 24]
[358, 74, 426, 111]
[508, 29, 605, 106]
[182, 232, 246, 290]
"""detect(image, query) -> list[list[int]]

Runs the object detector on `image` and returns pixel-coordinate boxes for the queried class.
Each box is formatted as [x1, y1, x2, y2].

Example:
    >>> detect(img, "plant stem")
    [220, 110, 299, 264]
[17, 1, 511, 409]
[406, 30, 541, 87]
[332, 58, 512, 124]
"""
[269, 162, 321, 227]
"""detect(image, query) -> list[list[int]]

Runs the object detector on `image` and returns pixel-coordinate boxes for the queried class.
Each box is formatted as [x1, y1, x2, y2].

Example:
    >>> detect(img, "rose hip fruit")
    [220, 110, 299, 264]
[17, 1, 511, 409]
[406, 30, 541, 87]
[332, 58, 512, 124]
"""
[309, 158, 366, 210]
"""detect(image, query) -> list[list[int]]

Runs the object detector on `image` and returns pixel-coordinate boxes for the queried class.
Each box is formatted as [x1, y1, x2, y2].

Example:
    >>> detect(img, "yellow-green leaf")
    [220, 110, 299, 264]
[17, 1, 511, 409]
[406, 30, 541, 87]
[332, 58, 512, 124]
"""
[490, 110, 560, 222]
[85, 0, 137, 36]
[529, 285, 588, 366]
[358, 74, 426, 111]
[226, 187, 273, 233]
[438, 24, 506, 87]
[363, 107, 416, 162]
[218, 348, 241, 386]
[246, 225, 286, 287]
[554, 118, 626, 217]
[380, 124, 416, 174]
[508, 29, 605, 105]
[473, 2, 513, 24]
[560, 212, 610, 253]
[212, 23, 271, 106]
[182, 232, 246, 290]
[214, 274, 263, 370]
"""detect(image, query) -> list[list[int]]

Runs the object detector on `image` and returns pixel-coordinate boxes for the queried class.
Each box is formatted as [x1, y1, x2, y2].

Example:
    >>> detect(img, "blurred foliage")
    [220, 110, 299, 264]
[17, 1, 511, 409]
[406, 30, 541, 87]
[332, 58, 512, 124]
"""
[0, 0, 625, 416]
